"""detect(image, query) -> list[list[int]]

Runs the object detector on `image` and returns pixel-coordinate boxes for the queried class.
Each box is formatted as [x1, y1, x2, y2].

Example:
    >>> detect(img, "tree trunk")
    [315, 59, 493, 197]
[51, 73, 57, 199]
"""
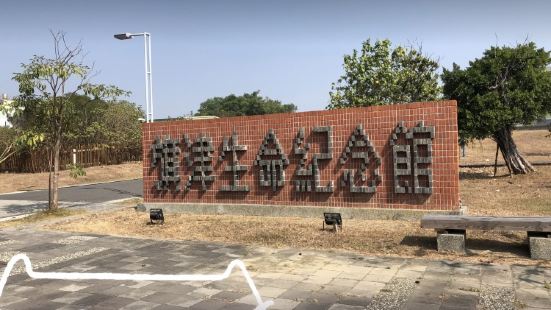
[51, 136, 61, 210]
[48, 146, 52, 209]
[492, 127, 535, 175]
[493, 144, 499, 177]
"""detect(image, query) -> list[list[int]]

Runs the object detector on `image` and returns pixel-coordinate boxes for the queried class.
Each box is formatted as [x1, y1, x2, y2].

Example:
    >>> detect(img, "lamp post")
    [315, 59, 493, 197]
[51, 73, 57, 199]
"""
[114, 32, 154, 122]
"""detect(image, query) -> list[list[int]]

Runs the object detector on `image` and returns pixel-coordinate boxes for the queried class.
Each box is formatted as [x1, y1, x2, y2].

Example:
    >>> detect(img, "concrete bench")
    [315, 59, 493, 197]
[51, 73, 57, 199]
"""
[421, 215, 551, 260]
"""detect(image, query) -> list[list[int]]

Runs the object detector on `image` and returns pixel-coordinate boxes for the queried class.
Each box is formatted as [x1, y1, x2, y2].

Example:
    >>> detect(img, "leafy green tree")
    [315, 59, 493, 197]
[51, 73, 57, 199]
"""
[195, 91, 297, 117]
[61, 94, 109, 144]
[61, 95, 143, 147]
[328, 39, 440, 109]
[99, 100, 144, 147]
[11, 31, 127, 209]
[442, 42, 551, 174]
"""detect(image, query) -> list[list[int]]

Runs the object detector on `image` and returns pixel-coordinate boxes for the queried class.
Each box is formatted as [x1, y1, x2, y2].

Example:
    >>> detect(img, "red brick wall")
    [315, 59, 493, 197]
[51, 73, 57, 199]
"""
[142, 101, 460, 211]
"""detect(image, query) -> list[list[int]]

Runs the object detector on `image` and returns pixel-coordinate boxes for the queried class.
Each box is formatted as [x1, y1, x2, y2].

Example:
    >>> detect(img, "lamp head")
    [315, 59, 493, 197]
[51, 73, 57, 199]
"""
[114, 33, 133, 40]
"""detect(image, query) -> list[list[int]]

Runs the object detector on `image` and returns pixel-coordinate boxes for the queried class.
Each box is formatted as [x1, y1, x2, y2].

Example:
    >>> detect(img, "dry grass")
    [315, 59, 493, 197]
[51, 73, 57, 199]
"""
[461, 165, 551, 216]
[0, 208, 85, 228]
[41, 163, 551, 265]
[461, 129, 551, 164]
[50, 208, 549, 266]
[0, 162, 142, 194]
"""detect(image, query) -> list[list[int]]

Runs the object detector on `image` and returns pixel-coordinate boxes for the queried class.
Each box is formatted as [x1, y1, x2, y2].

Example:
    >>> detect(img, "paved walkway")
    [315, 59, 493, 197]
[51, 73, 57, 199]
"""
[0, 228, 550, 310]
[0, 179, 142, 203]
[0, 179, 142, 219]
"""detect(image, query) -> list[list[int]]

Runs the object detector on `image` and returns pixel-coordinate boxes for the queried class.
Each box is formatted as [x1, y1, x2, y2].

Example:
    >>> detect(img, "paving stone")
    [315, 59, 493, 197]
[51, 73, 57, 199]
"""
[270, 298, 301, 310]
[140, 292, 189, 305]
[362, 272, 395, 283]
[191, 298, 231, 310]
[516, 287, 551, 308]
[151, 305, 189, 310]
[259, 286, 287, 298]
[266, 279, 300, 289]
[0, 295, 26, 307]
[0, 228, 546, 310]
[279, 274, 305, 282]
[120, 300, 160, 309]
[167, 292, 206, 307]
[293, 302, 329, 310]
[193, 286, 222, 296]
[338, 267, 371, 280]
[404, 302, 440, 310]
[51, 292, 93, 304]
[395, 269, 424, 279]
[439, 305, 473, 310]
[211, 290, 248, 301]
[307, 290, 341, 305]
[328, 304, 365, 310]
[329, 278, 359, 288]
[351, 280, 386, 295]
[57, 283, 89, 292]
[220, 302, 256, 310]
[406, 284, 445, 305]
[303, 275, 335, 285]
[335, 293, 369, 307]
[236, 294, 260, 306]
[93, 295, 136, 308]
[441, 293, 478, 309]
[8, 300, 66, 310]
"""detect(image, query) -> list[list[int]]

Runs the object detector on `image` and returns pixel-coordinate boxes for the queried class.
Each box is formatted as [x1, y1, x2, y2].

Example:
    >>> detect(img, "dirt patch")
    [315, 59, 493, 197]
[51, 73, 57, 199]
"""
[48, 208, 550, 266]
[0, 162, 142, 194]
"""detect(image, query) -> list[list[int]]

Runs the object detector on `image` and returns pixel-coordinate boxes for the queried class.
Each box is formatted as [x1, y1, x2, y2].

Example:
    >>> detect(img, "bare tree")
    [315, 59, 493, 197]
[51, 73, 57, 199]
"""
[12, 31, 127, 209]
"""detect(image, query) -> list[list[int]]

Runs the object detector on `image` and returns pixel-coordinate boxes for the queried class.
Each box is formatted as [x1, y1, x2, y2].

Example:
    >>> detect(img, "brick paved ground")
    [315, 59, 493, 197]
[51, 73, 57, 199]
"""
[0, 228, 550, 309]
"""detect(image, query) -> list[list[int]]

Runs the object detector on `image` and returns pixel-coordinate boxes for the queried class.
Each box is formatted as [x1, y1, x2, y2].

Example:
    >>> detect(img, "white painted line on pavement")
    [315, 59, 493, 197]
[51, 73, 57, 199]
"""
[0, 253, 273, 310]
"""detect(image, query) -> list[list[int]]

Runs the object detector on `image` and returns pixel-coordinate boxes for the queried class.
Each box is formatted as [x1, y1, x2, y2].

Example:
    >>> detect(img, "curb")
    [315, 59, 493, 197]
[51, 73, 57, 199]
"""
[0, 178, 142, 196]
[0, 197, 140, 223]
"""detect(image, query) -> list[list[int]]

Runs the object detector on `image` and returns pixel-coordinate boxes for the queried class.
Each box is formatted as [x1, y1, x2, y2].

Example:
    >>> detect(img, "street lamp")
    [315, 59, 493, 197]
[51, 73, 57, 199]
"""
[114, 32, 154, 122]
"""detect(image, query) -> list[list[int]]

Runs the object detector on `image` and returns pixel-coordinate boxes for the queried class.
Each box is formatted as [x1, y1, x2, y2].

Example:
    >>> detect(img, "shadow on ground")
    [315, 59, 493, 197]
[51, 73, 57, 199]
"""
[400, 234, 530, 258]
[0, 202, 49, 215]
[459, 171, 511, 180]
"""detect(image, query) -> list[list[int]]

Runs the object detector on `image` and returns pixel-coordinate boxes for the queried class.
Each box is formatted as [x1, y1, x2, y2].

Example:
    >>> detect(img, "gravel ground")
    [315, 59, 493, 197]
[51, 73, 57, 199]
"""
[478, 285, 516, 310]
[366, 278, 417, 310]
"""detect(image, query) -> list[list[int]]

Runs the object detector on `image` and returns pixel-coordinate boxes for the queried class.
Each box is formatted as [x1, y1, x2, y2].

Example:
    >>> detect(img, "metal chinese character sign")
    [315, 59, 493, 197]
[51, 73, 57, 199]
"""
[151, 136, 181, 192]
[219, 130, 249, 192]
[390, 121, 434, 194]
[183, 134, 215, 191]
[339, 124, 382, 193]
[254, 129, 289, 191]
[293, 126, 334, 192]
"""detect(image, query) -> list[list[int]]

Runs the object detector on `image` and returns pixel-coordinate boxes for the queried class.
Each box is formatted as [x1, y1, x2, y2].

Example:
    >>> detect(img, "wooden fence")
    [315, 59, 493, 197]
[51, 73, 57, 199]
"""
[0, 144, 142, 173]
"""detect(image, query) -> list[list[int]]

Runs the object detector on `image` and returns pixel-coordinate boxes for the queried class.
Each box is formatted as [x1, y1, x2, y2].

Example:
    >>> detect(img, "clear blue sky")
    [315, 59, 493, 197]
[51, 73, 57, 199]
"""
[1, 0, 550, 118]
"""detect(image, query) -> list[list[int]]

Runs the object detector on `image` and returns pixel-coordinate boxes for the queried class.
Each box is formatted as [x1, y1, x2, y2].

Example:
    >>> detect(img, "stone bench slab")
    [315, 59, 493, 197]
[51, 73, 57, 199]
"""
[421, 215, 551, 232]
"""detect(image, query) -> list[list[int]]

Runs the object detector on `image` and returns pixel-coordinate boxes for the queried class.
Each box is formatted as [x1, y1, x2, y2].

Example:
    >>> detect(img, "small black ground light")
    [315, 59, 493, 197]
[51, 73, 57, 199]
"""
[323, 212, 342, 232]
[150, 208, 164, 224]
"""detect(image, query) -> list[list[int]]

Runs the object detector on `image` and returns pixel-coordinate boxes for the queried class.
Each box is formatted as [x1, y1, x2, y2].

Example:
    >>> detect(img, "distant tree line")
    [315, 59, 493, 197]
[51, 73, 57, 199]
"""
[195, 91, 297, 117]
